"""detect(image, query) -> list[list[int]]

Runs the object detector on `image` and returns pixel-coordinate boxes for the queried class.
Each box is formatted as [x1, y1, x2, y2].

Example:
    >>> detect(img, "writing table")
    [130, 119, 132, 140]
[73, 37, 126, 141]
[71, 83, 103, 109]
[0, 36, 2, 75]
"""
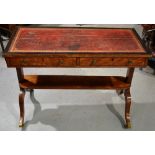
[3, 27, 150, 128]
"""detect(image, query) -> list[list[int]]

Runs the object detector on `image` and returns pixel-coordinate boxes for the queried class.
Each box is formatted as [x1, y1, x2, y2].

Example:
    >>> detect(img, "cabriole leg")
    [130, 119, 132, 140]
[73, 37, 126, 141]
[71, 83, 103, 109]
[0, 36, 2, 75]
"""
[124, 88, 132, 128]
[19, 89, 25, 127]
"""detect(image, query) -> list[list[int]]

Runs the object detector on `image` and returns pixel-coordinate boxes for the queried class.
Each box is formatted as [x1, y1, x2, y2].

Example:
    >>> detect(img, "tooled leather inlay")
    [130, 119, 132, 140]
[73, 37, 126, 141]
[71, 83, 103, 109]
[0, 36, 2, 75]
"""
[10, 28, 145, 53]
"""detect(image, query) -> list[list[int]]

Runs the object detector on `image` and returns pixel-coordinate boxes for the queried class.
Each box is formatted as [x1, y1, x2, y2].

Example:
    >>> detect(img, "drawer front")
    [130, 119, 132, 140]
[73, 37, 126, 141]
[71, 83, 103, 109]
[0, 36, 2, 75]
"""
[80, 57, 146, 67]
[80, 58, 113, 66]
[6, 57, 76, 67]
[127, 58, 146, 66]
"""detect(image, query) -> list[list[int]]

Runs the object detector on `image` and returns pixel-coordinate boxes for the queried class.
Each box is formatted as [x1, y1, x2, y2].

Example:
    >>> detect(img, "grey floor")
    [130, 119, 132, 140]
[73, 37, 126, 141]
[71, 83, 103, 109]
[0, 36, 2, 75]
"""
[0, 24, 155, 131]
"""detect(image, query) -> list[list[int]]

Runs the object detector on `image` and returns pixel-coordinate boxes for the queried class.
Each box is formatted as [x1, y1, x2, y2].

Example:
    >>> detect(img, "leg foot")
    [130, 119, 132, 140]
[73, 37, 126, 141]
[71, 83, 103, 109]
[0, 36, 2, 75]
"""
[19, 89, 25, 127]
[124, 88, 132, 129]
[19, 117, 24, 127]
[124, 121, 131, 129]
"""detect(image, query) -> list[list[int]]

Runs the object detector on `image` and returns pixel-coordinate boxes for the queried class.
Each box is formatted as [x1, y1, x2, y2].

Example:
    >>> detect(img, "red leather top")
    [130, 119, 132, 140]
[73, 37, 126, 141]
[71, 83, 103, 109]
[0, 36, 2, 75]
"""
[9, 27, 145, 53]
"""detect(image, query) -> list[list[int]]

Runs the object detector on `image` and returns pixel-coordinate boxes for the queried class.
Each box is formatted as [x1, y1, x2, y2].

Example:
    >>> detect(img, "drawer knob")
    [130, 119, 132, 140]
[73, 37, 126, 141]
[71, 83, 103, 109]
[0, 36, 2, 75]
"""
[91, 59, 97, 66]
[58, 59, 64, 65]
[128, 60, 133, 65]
[20, 59, 28, 65]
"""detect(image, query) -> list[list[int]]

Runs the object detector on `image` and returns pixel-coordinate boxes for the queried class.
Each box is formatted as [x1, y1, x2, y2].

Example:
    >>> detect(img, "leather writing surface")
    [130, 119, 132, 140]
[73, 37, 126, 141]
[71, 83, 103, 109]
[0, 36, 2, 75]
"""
[10, 28, 145, 53]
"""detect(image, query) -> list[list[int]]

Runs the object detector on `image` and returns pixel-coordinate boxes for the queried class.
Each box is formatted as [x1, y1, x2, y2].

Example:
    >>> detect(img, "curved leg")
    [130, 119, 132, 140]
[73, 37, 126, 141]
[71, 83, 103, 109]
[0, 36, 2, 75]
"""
[124, 88, 132, 128]
[19, 89, 25, 127]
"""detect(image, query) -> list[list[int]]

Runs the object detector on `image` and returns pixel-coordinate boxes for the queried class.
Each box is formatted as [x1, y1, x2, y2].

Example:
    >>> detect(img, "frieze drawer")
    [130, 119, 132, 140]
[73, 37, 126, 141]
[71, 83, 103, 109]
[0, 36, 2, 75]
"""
[6, 57, 77, 67]
[80, 58, 146, 67]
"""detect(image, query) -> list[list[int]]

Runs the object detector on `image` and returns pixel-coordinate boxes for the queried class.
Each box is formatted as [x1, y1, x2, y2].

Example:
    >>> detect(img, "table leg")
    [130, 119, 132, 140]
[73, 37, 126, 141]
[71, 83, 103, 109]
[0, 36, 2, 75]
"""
[124, 68, 135, 128]
[16, 68, 26, 127]
[124, 88, 132, 128]
[19, 89, 25, 127]
[125, 68, 135, 84]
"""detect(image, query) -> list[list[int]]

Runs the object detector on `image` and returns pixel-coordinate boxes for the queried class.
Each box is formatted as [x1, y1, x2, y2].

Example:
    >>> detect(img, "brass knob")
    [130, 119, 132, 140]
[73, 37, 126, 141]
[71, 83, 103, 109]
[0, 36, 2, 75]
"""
[58, 59, 64, 65]
[91, 59, 97, 66]
[20, 59, 28, 65]
[128, 60, 132, 65]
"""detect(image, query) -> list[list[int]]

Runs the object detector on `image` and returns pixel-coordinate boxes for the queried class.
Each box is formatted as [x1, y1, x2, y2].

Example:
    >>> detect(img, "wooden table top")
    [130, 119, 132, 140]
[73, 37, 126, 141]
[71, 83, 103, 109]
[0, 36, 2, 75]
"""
[8, 27, 145, 54]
